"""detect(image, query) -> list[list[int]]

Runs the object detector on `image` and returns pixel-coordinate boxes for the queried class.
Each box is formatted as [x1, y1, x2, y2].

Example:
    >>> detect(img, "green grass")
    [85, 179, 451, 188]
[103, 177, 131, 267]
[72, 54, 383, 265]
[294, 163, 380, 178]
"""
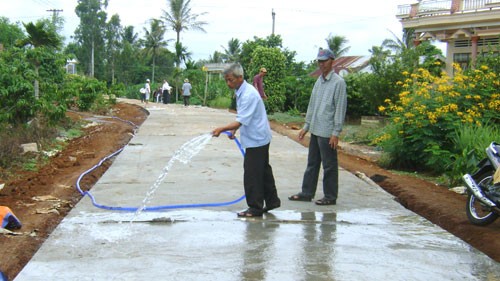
[341, 124, 382, 145]
[23, 159, 38, 172]
[268, 112, 304, 124]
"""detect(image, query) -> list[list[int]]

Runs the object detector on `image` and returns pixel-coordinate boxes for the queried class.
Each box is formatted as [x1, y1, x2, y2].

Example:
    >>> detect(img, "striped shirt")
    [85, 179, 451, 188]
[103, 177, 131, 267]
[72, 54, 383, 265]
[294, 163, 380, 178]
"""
[303, 70, 347, 138]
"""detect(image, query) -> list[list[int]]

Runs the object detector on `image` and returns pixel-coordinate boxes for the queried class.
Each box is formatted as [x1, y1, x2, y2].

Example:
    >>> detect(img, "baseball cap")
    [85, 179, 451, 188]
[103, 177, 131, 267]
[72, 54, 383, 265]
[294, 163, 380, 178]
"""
[260, 67, 267, 73]
[316, 48, 335, 61]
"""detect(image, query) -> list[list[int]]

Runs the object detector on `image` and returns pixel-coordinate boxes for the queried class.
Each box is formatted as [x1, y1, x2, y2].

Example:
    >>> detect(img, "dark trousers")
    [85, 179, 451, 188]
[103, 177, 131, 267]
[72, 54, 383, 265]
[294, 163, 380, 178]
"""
[183, 96, 190, 106]
[163, 90, 170, 104]
[301, 134, 339, 200]
[243, 143, 279, 212]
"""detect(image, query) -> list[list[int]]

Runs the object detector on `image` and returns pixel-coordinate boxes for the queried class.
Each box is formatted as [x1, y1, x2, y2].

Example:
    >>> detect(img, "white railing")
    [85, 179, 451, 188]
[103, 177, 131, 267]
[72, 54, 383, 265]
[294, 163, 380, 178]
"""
[397, 4, 412, 16]
[463, 0, 490, 10]
[397, 0, 500, 17]
[419, 0, 452, 12]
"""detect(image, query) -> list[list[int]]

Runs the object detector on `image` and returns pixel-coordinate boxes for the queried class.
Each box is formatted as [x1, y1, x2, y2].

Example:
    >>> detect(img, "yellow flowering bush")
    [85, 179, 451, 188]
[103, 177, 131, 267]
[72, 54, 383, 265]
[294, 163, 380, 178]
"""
[377, 63, 499, 179]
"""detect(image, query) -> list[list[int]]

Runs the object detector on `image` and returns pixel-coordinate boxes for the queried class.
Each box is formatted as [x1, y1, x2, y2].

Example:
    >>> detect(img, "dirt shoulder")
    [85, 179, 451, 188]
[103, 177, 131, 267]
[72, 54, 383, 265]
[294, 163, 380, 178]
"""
[0, 102, 498, 280]
[0, 103, 147, 280]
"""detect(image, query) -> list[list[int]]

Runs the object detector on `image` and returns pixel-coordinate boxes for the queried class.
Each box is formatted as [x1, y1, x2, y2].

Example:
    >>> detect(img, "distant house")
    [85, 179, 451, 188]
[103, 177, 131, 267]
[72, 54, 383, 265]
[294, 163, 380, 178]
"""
[396, 0, 500, 75]
[309, 56, 372, 78]
[65, 59, 78, 75]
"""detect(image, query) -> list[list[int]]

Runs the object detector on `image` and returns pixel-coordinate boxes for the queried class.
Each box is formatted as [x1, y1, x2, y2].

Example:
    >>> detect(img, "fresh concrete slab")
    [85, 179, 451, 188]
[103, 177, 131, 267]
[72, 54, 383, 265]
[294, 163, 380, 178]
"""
[15, 100, 500, 281]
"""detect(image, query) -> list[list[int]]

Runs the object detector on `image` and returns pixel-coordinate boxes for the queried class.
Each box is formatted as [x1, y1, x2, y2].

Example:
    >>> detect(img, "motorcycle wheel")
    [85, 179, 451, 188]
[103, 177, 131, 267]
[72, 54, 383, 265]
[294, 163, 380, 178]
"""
[466, 173, 499, 226]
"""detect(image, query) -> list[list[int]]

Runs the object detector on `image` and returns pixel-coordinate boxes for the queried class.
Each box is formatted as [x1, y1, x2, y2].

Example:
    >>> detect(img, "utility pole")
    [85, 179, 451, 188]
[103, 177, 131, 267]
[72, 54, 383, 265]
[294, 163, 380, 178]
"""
[47, 9, 63, 24]
[272, 9, 276, 35]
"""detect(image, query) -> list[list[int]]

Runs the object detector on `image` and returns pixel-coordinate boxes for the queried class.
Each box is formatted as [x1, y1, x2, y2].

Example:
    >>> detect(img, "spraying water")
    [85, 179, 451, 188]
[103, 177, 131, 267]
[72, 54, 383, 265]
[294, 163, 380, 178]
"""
[131, 133, 213, 221]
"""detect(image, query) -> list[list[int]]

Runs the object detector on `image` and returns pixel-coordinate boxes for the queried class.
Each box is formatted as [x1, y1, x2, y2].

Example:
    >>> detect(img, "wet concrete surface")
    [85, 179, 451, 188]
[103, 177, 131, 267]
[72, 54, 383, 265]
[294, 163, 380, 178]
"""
[15, 100, 500, 280]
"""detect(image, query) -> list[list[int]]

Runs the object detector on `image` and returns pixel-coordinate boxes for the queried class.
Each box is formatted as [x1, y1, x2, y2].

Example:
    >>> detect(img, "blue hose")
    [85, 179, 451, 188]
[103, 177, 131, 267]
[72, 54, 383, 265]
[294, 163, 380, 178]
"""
[76, 131, 245, 212]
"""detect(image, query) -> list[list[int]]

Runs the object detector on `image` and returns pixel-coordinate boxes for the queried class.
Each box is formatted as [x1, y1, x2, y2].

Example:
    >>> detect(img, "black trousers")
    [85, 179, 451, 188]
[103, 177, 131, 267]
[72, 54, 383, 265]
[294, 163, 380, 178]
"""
[163, 90, 170, 104]
[243, 143, 279, 211]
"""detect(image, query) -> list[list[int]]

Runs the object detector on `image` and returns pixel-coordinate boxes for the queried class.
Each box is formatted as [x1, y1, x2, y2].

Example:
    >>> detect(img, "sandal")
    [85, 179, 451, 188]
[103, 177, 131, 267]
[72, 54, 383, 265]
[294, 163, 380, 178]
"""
[315, 198, 336, 205]
[288, 193, 312, 202]
[237, 209, 263, 217]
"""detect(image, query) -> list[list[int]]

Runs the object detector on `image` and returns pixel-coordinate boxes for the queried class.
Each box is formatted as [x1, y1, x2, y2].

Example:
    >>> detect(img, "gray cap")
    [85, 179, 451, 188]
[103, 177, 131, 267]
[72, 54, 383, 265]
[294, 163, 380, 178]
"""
[316, 48, 335, 60]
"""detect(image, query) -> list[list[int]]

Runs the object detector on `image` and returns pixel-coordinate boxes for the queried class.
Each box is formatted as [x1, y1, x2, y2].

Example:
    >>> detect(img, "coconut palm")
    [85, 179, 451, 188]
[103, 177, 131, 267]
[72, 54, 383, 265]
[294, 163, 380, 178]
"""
[209, 51, 224, 63]
[123, 26, 139, 45]
[142, 19, 171, 83]
[162, 0, 207, 65]
[221, 38, 241, 62]
[325, 34, 350, 58]
[381, 28, 415, 55]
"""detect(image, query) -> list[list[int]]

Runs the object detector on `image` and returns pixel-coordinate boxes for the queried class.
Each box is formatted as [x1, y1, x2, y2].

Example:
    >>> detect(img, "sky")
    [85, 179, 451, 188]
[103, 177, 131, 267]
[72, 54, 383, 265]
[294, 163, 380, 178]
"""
[2, 0, 431, 63]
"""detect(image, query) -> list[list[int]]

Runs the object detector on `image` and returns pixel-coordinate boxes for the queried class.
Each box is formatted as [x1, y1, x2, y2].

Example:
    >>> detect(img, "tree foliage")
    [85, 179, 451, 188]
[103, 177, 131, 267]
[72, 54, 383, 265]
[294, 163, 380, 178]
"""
[248, 46, 286, 113]
[0, 17, 25, 48]
[74, 0, 108, 78]
[162, 0, 207, 44]
[325, 34, 350, 58]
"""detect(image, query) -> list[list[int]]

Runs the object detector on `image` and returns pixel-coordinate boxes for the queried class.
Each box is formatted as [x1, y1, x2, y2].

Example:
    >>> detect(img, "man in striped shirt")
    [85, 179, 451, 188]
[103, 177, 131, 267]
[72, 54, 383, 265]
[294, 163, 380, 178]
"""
[289, 48, 347, 206]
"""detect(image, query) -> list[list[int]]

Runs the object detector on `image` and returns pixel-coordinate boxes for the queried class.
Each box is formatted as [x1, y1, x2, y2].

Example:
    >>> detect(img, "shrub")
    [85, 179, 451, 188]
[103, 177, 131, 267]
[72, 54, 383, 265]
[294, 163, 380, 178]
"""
[208, 96, 232, 109]
[376, 64, 499, 180]
[442, 123, 500, 185]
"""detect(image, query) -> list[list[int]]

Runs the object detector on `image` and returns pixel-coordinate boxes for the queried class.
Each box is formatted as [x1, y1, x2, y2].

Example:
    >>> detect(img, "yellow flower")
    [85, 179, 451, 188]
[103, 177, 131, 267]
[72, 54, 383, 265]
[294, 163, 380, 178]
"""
[427, 112, 437, 124]
[404, 112, 415, 119]
[399, 91, 410, 97]
[488, 100, 500, 110]
[378, 106, 386, 112]
[480, 65, 489, 71]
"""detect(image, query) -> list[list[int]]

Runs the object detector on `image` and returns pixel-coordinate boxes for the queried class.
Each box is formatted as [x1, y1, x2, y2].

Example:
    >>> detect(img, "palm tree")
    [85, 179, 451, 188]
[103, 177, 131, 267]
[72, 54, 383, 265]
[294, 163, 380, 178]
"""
[162, 0, 207, 65]
[19, 21, 61, 99]
[174, 41, 192, 66]
[208, 51, 224, 63]
[123, 26, 139, 45]
[142, 19, 170, 83]
[221, 38, 241, 62]
[381, 28, 415, 55]
[325, 34, 350, 58]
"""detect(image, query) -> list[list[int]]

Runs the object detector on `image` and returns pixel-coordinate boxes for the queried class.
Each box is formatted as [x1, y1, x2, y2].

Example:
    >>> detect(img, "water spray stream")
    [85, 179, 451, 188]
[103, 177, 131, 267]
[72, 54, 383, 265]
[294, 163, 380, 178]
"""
[75, 131, 245, 212]
[132, 133, 213, 219]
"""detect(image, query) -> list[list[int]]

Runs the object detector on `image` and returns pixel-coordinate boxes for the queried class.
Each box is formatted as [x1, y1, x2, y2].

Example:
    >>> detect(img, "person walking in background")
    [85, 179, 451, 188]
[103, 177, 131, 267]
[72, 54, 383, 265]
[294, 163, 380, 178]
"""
[289, 48, 347, 206]
[252, 67, 267, 100]
[162, 79, 171, 104]
[182, 79, 192, 106]
[212, 63, 281, 217]
[155, 87, 162, 103]
[144, 79, 151, 105]
[139, 87, 146, 103]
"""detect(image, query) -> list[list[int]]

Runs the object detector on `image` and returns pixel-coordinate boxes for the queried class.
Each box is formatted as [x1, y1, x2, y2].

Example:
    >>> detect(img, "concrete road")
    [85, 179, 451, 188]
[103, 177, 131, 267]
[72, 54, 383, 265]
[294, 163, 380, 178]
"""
[15, 100, 500, 281]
